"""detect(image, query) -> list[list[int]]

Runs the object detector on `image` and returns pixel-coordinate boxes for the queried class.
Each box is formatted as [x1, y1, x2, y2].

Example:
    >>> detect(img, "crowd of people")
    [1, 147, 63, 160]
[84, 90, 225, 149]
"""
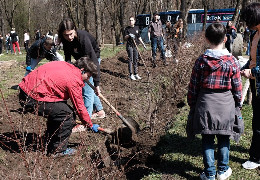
[0, 1, 259, 179]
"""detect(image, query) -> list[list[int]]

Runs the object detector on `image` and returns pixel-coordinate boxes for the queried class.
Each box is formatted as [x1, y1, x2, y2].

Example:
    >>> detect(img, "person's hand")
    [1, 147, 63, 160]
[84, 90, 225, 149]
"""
[91, 124, 99, 132]
[241, 69, 251, 78]
[95, 86, 101, 96]
[26, 66, 32, 72]
[129, 33, 135, 39]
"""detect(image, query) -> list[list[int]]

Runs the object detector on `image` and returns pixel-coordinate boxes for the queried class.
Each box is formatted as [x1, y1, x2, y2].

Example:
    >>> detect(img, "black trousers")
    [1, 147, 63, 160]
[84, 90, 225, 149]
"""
[19, 89, 76, 154]
[249, 79, 260, 163]
[126, 44, 138, 75]
[24, 40, 29, 53]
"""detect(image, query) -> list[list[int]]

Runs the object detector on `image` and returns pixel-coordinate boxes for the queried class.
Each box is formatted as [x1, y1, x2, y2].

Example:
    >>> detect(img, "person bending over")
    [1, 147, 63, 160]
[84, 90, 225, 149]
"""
[19, 57, 100, 156]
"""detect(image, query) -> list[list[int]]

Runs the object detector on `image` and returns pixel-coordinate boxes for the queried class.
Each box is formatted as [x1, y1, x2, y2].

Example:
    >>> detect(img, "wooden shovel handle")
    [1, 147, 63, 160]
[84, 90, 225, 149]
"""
[85, 80, 137, 134]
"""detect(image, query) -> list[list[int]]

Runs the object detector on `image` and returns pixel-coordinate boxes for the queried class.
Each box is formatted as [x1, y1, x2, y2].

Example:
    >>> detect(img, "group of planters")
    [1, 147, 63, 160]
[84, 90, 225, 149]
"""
[13, 2, 260, 180]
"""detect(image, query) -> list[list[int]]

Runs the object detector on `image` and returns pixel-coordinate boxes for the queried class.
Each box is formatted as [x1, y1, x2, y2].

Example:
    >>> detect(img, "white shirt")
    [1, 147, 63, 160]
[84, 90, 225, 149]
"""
[24, 33, 30, 41]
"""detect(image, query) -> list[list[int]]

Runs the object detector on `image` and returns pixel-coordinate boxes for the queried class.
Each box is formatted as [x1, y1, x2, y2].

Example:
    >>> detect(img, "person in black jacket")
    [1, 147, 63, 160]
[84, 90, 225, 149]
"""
[25, 37, 64, 76]
[58, 19, 105, 132]
[124, 16, 146, 80]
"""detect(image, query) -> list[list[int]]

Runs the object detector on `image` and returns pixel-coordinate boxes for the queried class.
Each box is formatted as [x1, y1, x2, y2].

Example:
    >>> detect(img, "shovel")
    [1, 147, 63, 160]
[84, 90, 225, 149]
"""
[85, 80, 139, 137]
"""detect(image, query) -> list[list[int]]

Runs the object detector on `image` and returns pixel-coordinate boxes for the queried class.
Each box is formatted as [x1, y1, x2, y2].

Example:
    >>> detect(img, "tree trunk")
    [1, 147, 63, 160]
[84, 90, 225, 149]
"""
[180, 0, 194, 38]
[28, 0, 30, 33]
[64, 0, 77, 28]
[232, 0, 242, 26]
[0, 0, 19, 29]
[82, 0, 89, 31]
[202, 0, 208, 31]
[141, 0, 148, 14]
[76, 0, 80, 28]
[92, 0, 102, 46]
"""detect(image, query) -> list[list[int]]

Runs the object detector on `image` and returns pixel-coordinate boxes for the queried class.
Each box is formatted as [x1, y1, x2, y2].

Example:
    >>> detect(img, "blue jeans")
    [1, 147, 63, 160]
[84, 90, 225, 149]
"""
[24, 52, 64, 76]
[151, 36, 166, 61]
[246, 41, 250, 55]
[24, 58, 43, 76]
[202, 134, 230, 178]
[82, 58, 103, 117]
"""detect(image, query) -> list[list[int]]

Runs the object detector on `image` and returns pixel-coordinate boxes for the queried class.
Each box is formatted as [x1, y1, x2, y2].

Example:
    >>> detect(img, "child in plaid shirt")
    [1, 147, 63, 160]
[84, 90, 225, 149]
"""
[187, 23, 243, 180]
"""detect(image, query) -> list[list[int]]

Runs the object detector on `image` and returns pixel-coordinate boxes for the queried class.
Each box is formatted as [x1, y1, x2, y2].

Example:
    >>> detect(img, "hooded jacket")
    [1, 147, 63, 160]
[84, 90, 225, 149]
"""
[188, 49, 242, 108]
[26, 38, 58, 66]
[187, 49, 243, 140]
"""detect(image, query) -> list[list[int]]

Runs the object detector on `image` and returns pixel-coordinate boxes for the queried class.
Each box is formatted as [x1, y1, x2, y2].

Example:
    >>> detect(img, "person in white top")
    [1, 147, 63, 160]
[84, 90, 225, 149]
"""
[24, 30, 30, 52]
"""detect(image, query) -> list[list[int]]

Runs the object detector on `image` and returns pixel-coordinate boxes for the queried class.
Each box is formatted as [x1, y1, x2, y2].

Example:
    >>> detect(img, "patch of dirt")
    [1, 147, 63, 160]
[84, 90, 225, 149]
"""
[0, 36, 205, 179]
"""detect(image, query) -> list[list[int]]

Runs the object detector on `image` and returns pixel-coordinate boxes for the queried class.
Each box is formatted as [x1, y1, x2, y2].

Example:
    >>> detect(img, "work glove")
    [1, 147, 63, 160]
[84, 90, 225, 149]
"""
[91, 124, 100, 133]
[26, 66, 32, 72]
[129, 33, 135, 39]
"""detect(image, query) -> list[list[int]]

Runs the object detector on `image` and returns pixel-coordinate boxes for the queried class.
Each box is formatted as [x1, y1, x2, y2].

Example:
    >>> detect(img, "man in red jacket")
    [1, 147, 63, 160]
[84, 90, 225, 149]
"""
[19, 57, 99, 156]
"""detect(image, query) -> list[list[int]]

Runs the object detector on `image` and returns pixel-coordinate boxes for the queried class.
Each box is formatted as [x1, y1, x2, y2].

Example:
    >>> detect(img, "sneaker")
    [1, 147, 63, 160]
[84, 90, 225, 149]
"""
[72, 124, 87, 133]
[19, 52, 22, 55]
[200, 172, 215, 180]
[91, 110, 106, 119]
[134, 74, 141, 80]
[242, 160, 260, 169]
[217, 167, 232, 180]
[130, 74, 136, 80]
[54, 148, 77, 158]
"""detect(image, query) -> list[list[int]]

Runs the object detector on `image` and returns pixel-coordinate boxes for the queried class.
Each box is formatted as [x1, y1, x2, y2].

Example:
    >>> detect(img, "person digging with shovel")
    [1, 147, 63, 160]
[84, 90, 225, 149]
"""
[19, 57, 101, 157]
[124, 16, 146, 81]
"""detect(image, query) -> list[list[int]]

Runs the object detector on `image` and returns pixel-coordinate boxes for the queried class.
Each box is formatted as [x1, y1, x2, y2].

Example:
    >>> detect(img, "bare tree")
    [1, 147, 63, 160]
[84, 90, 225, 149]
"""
[0, 0, 20, 28]
[82, 0, 90, 31]
[180, 0, 194, 38]
[202, 0, 209, 31]
[232, 0, 243, 26]
[92, 0, 102, 46]
[64, 0, 78, 28]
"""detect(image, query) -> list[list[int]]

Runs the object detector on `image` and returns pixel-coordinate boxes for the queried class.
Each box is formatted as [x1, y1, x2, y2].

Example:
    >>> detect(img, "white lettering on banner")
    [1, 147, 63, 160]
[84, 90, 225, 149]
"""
[167, 15, 171, 21]
[205, 14, 233, 22]
[146, 17, 150, 25]
[192, 14, 196, 23]
[176, 15, 179, 21]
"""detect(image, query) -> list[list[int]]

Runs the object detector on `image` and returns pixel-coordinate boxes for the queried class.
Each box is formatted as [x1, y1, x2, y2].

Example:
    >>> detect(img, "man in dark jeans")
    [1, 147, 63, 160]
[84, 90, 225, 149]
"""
[148, 12, 168, 67]
[19, 57, 100, 156]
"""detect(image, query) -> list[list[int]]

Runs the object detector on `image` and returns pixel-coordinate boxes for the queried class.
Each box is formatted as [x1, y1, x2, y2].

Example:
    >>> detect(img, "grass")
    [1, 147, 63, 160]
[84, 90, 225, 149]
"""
[142, 103, 260, 179]
[100, 45, 125, 58]
[0, 44, 123, 97]
[0, 50, 26, 97]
